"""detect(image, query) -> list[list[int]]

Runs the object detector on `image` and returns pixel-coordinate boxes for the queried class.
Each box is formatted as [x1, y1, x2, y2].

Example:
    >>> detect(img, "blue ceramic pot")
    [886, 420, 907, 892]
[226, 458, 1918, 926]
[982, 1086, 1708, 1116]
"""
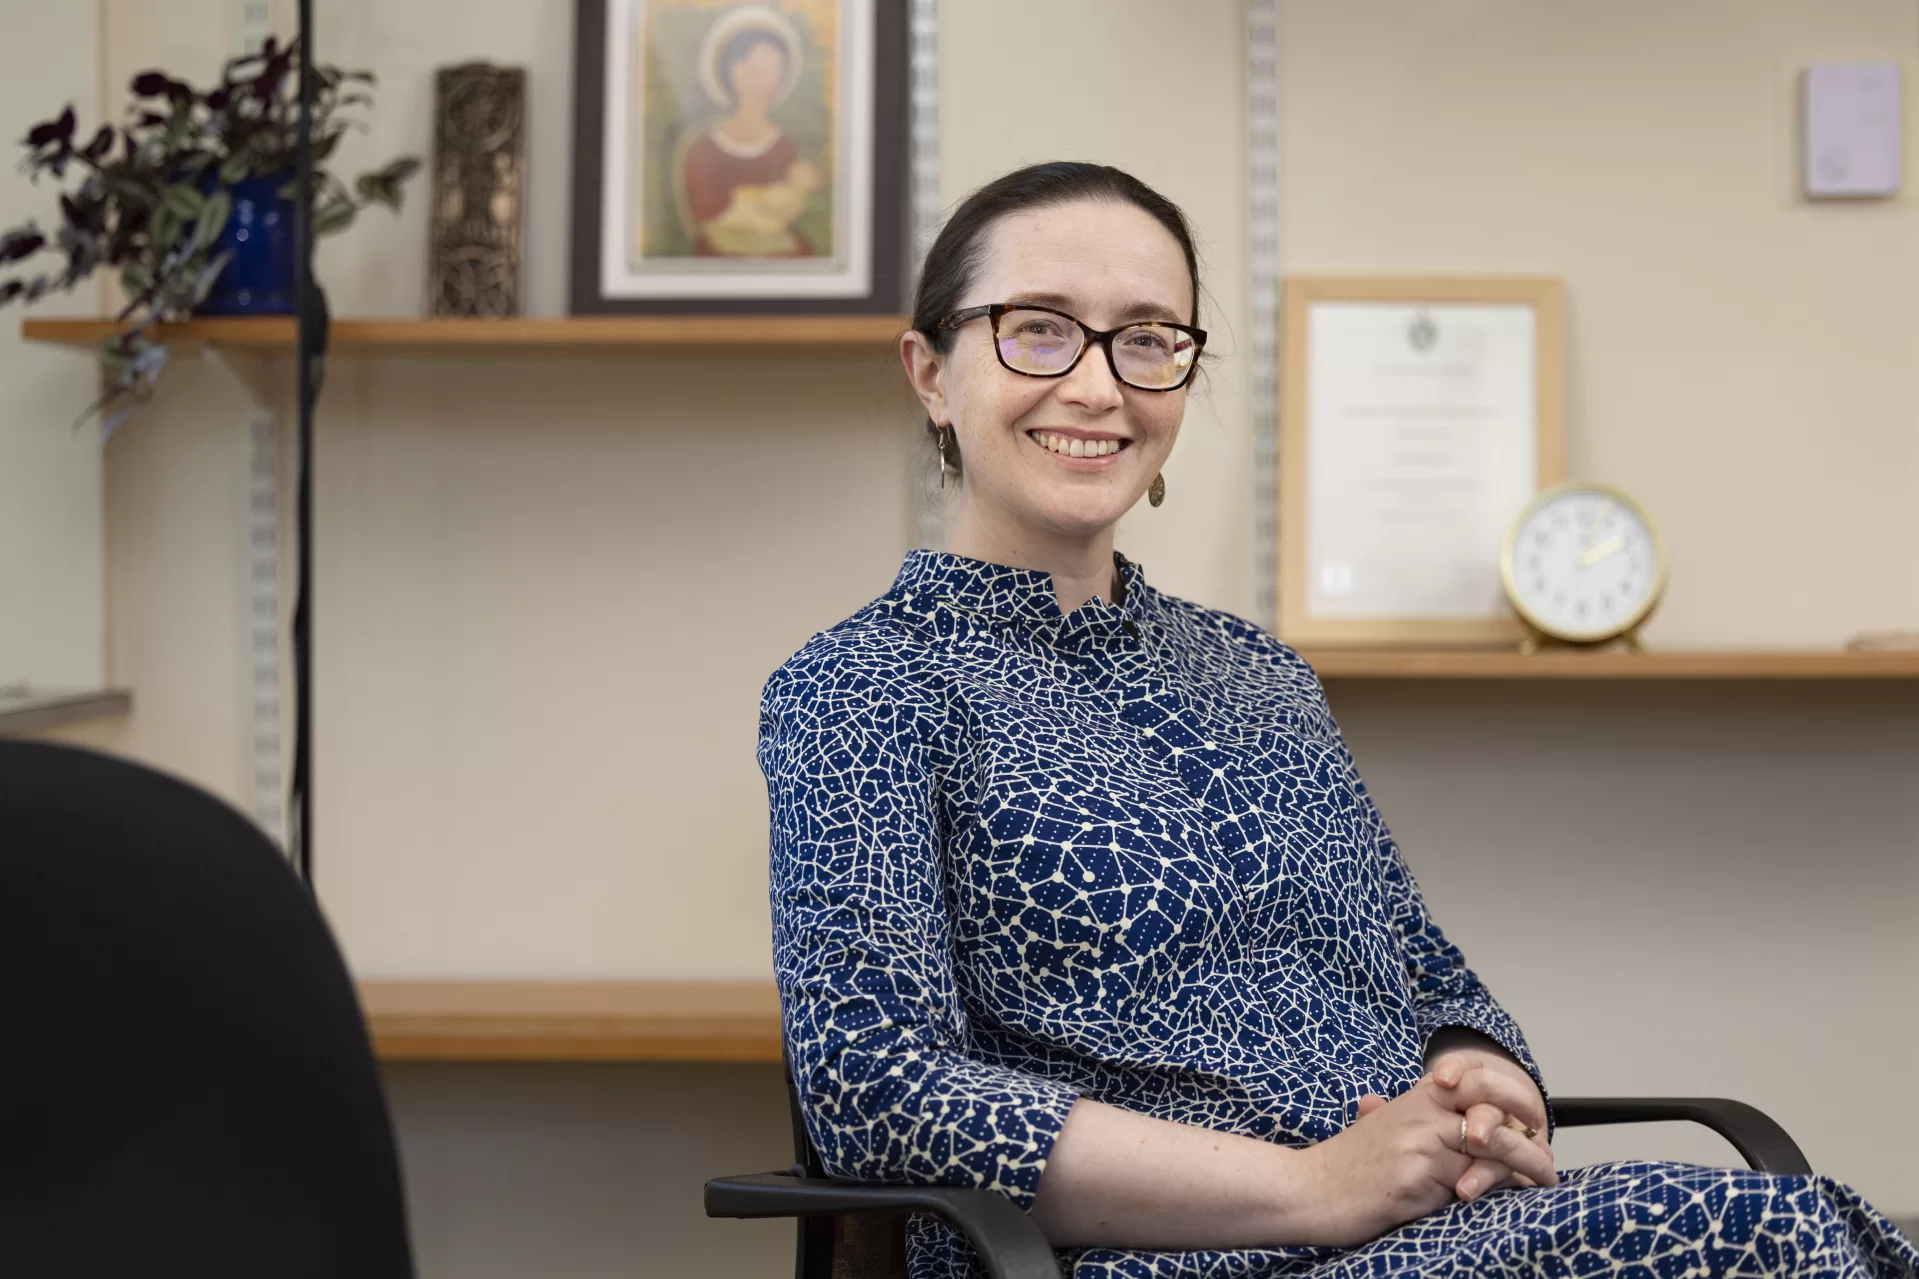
[194, 174, 296, 315]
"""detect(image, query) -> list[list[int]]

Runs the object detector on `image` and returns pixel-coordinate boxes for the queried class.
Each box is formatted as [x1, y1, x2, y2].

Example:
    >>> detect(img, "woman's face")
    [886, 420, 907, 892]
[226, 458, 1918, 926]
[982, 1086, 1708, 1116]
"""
[915, 199, 1194, 544]
[728, 40, 786, 111]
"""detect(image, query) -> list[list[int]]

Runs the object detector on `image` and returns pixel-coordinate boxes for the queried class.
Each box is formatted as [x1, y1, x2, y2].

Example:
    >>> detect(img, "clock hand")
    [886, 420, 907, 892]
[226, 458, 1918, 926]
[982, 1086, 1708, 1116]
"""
[1582, 498, 1612, 553]
[1579, 533, 1626, 568]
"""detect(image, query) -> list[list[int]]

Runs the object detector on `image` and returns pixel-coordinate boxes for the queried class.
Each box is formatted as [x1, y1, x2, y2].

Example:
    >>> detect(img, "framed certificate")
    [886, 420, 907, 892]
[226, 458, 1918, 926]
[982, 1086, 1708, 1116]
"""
[1279, 276, 1567, 647]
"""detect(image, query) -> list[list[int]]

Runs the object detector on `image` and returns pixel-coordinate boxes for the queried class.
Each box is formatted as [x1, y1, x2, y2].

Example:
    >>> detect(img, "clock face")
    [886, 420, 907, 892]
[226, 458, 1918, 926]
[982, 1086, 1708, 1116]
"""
[1504, 486, 1664, 643]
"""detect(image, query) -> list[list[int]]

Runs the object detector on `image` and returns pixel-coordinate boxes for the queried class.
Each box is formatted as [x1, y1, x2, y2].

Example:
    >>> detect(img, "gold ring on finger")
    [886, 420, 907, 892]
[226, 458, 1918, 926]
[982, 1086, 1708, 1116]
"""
[1504, 1116, 1541, 1140]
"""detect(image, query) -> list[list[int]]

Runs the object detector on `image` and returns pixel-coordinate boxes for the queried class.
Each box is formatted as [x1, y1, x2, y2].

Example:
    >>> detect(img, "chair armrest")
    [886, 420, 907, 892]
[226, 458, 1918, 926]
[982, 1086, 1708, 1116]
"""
[1552, 1097, 1811, 1175]
[706, 1171, 1062, 1279]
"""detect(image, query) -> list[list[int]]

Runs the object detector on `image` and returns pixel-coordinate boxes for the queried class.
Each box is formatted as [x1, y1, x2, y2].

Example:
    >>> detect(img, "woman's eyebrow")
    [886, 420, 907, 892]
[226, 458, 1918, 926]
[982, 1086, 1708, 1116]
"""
[1005, 291, 1183, 324]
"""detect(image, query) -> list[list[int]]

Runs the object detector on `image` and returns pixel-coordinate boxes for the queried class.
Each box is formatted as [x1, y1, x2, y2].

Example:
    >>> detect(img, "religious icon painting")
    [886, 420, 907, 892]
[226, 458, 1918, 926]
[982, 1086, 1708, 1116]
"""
[571, 0, 907, 314]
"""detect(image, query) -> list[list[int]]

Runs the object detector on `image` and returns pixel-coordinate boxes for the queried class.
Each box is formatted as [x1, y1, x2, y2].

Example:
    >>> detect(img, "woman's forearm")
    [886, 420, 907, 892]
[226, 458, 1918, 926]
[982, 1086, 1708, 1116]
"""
[1028, 1097, 1324, 1250]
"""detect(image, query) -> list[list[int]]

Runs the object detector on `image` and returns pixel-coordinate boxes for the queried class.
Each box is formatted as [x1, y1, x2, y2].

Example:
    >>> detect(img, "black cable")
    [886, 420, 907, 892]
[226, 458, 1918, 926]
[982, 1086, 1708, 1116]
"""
[290, 0, 320, 887]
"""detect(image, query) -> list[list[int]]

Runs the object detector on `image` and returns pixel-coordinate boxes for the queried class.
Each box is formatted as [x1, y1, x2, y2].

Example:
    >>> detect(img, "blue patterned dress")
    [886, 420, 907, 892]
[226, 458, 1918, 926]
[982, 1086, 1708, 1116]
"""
[759, 549, 1916, 1279]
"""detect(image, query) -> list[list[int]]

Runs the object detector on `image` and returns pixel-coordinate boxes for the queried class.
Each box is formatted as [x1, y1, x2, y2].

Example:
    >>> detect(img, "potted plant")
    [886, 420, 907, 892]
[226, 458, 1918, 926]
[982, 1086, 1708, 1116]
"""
[0, 37, 419, 429]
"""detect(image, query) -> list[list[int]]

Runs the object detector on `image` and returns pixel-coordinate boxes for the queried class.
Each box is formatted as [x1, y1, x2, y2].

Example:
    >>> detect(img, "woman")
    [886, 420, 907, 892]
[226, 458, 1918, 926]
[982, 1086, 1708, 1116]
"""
[758, 162, 1917, 1279]
[674, 8, 822, 257]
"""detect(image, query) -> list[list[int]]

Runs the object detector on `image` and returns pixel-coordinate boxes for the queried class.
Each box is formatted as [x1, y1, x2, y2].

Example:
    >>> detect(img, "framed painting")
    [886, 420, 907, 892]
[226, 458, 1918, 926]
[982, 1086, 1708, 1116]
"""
[1278, 276, 1568, 647]
[570, 0, 907, 314]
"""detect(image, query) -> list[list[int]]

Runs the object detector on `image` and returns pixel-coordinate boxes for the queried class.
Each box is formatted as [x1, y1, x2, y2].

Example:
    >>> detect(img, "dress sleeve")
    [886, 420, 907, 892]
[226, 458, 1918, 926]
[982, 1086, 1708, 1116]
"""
[1293, 654, 1550, 1108]
[759, 655, 1082, 1211]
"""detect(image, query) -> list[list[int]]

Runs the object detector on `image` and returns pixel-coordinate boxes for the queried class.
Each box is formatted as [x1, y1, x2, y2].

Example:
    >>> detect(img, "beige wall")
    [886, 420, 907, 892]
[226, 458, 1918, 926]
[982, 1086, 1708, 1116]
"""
[1, 0, 104, 690]
[19, 1, 1918, 1274]
[1280, 0, 1919, 646]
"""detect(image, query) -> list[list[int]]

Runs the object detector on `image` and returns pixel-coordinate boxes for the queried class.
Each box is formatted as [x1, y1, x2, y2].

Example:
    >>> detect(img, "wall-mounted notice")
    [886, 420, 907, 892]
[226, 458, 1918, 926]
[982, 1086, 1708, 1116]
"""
[1279, 277, 1567, 647]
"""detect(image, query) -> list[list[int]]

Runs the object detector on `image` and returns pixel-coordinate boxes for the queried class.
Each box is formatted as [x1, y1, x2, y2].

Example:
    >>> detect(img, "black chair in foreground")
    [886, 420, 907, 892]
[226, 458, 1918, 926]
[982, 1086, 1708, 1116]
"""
[708, 1046, 1813, 1279]
[0, 741, 414, 1278]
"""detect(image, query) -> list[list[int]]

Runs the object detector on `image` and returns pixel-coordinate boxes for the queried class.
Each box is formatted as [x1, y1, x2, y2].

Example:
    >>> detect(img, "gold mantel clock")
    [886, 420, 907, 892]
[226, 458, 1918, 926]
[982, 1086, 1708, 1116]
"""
[1501, 482, 1668, 650]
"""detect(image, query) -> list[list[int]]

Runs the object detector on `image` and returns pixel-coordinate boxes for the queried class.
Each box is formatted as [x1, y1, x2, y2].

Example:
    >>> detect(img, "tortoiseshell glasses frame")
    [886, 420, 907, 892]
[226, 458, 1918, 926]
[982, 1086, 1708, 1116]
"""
[936, 303, 1207, 391]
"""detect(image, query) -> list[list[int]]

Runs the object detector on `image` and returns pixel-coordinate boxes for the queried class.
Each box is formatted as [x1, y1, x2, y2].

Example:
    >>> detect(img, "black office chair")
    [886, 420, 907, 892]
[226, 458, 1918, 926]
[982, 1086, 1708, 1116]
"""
[0, 740, 414, 1278]
[708, 1039, 1813, 1278]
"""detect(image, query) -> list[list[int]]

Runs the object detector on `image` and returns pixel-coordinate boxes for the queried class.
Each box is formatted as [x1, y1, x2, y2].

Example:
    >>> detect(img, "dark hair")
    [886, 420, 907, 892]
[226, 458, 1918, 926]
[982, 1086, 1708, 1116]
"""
[911, 162, 1203, 482]
[716, 30, 788, 105]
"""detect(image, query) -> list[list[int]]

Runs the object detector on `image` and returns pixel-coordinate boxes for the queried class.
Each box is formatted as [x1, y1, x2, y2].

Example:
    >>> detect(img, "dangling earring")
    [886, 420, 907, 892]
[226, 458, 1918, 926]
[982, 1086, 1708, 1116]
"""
[937, 423, 959, 489]
[1148, 472, 1166, 507]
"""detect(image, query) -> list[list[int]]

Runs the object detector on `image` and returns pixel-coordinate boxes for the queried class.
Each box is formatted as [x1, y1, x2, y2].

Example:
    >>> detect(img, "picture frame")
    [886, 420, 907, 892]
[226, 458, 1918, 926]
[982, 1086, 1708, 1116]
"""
[1279, 276, 1568, 647]
[570, 0, 907, 315]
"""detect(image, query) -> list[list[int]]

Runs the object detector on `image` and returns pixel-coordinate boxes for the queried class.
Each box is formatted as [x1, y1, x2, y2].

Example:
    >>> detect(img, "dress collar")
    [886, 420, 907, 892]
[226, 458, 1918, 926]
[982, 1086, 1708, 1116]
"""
[890, 548, 1153, 633]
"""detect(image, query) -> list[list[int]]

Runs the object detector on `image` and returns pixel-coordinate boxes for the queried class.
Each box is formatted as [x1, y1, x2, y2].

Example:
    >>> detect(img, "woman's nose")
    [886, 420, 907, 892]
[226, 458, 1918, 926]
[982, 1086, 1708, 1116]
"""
[1055, 343, 1126, 411]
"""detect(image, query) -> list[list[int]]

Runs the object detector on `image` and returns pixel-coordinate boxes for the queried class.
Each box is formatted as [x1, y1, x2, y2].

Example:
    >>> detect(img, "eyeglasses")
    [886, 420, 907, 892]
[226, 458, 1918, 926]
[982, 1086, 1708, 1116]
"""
[936, 303, 1206, 392]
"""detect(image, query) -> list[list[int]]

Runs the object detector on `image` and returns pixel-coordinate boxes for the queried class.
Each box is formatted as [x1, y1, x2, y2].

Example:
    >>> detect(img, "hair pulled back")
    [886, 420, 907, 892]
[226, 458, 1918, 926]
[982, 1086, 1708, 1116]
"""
[911, 161, 1203, 483]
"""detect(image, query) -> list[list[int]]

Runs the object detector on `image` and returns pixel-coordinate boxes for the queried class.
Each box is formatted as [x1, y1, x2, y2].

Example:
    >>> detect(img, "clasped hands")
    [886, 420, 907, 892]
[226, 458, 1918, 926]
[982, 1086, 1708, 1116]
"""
[1301, 1048, 1555, 1246]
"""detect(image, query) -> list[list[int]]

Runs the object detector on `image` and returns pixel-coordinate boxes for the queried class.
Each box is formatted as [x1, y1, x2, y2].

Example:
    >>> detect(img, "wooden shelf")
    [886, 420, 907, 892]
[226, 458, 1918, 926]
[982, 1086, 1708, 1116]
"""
[21, 314, 911, 356]
[358, 980, 781, 1063]
[1296, 649, 1919, 681]
[0, 686, 132, 736]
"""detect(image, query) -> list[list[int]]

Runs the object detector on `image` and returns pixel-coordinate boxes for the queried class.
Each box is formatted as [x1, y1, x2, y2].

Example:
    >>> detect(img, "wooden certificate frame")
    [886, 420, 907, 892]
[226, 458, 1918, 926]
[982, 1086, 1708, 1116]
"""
[1279, 276, 1567, 647]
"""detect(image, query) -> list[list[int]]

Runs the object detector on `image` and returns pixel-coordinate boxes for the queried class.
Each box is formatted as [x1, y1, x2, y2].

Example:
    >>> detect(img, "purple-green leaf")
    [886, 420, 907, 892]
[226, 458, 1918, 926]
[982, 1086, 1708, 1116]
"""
[25, 106, 76, 148]
[193, 191, 231, 250]
[311, 201, 354, 236]
[160, 183, 203, 219]
[147, 206, 179, 253]
[0, 228, 46, 264]
[191, 250, 232, 304]
[130, 71, 176, 98]
[101, 173, 153, 207]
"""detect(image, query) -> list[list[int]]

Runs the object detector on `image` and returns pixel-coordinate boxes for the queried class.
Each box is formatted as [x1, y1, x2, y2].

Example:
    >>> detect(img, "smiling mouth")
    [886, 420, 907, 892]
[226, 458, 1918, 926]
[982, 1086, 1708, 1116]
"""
[1027, 430, 1131, 459]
